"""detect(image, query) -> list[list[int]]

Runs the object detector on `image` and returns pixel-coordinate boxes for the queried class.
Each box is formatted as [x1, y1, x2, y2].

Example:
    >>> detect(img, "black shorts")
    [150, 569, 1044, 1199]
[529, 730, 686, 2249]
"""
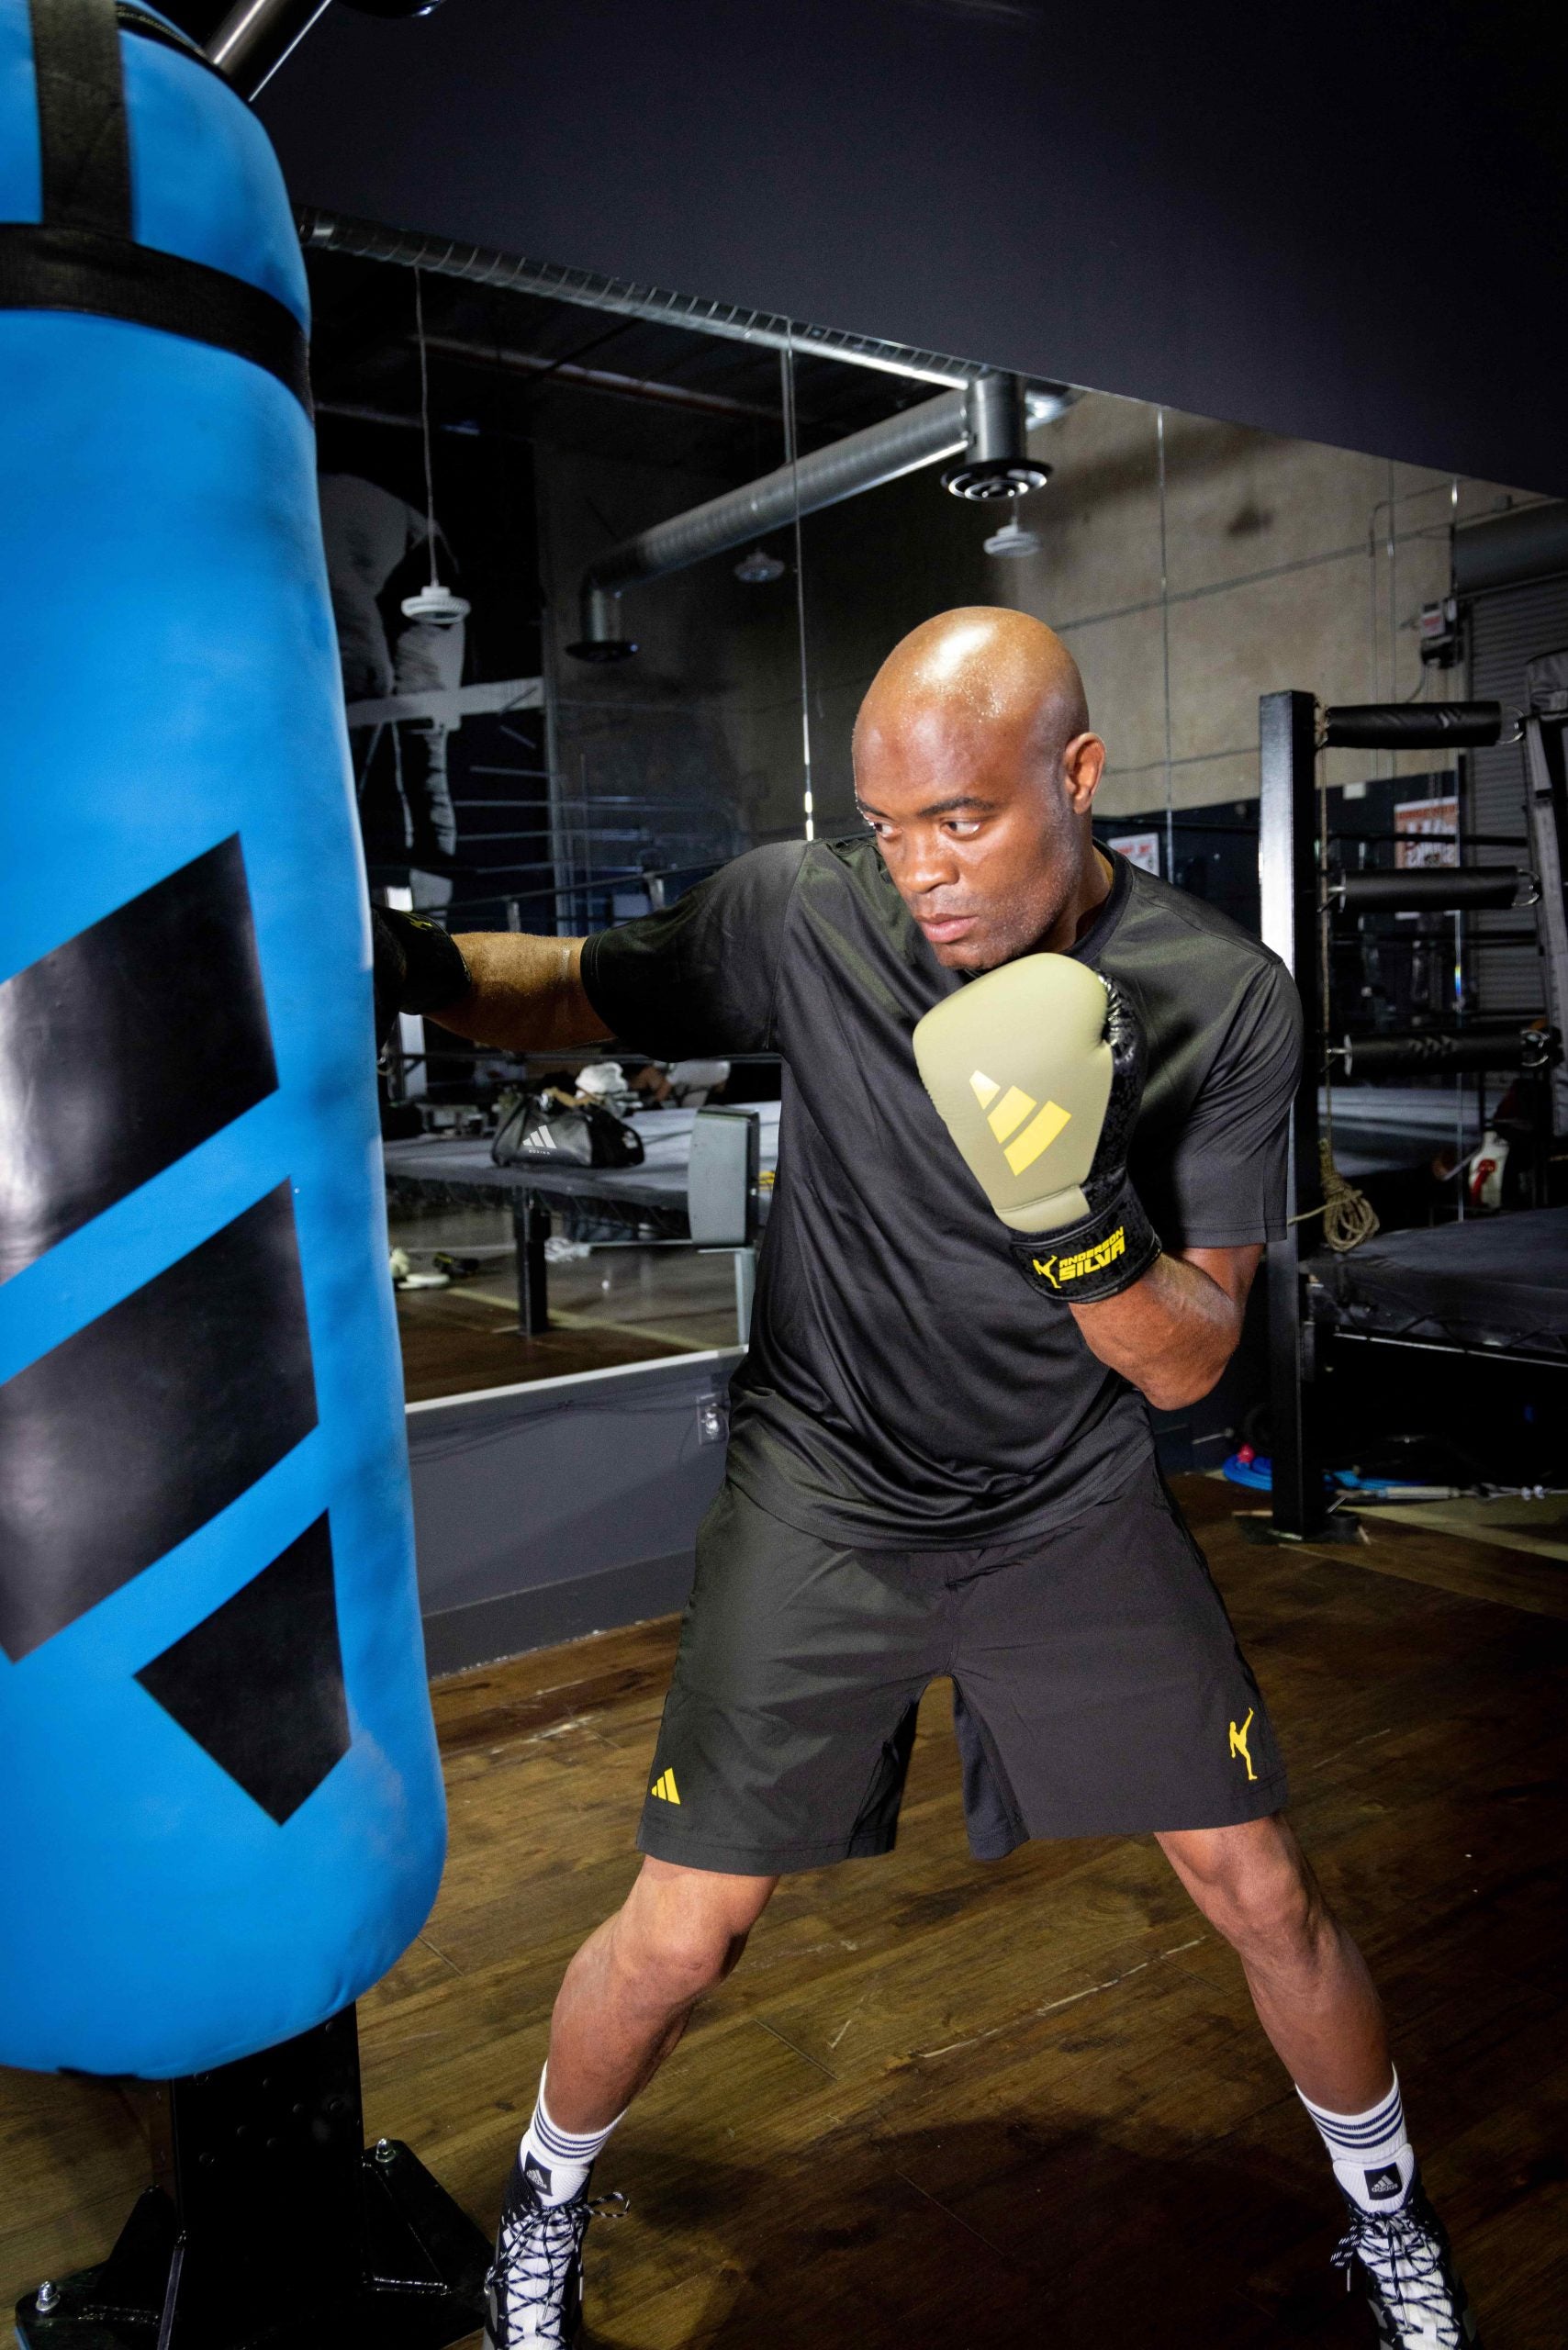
[637, 1461, 1287, 1874]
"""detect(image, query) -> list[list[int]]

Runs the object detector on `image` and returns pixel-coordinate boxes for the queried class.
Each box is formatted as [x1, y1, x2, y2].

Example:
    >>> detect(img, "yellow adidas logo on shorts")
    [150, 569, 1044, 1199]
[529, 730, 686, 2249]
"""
[969, 1069, 1071, 1175]
[649, 1768, 681, 1805]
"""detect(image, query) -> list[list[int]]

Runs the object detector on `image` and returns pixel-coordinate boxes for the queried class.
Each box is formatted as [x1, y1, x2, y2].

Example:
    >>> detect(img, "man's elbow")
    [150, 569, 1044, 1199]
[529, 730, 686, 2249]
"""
[1137, 1344, 1238, 1414]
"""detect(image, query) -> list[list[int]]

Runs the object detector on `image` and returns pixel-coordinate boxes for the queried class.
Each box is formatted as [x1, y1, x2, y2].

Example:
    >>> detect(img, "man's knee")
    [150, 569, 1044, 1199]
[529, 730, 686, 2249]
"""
[611, 1858, 777, 2006]
[1159, 1816, 1325, 1963]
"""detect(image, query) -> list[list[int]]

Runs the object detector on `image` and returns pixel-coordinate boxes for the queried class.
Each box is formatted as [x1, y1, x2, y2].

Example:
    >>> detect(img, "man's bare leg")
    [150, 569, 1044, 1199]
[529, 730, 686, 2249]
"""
[543, 1856, 778, 2133]
[484, 1861, 778, 2345]
[1158, 1813, 1388, 2109]
[1159, 1813, 1484, 2341]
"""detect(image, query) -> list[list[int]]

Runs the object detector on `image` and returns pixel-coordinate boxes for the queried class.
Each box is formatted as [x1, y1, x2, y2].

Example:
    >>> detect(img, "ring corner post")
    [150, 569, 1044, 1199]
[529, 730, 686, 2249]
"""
[1259, 690, 1329, 1540]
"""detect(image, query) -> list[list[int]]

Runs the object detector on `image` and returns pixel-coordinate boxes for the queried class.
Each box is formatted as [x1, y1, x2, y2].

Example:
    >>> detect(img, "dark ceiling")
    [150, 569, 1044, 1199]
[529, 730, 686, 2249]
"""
[241, 0, 1568, 498]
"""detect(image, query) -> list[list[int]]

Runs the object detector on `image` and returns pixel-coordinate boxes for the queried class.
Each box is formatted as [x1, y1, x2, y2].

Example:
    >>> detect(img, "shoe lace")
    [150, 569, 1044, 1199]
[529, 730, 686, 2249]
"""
[1332, 2206, 1462, 2349]
[486, 2190, 627, 2347]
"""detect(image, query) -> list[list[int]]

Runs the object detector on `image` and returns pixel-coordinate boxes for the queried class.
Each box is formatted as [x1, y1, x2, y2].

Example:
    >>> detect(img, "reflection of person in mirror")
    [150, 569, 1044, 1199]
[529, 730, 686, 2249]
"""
[319, 473, 465, 904]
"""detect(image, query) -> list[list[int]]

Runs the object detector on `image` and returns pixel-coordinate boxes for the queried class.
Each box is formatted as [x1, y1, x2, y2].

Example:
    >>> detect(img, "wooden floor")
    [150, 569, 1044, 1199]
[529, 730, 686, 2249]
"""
[397, 1283, 690, 1402]
[389, 1203, 745, 1401]
[5, 1483, 1565, 2345]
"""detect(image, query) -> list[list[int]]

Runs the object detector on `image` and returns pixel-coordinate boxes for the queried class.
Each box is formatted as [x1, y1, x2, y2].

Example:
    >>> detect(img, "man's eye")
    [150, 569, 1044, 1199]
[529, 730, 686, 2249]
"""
[948, 820, 981, 839]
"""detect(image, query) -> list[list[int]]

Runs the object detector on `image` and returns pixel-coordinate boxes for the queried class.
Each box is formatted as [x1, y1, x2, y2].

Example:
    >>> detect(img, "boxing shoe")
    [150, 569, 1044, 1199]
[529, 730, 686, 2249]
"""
[1332, 2172, 1483, 2348]
[484, 2152, 623, 2348]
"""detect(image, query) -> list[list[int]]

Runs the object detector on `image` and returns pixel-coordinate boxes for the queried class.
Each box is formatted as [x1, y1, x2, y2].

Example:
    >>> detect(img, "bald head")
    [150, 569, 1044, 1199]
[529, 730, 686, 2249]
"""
[852, 608, 1107, 973]
[854, 608, 1089, 777]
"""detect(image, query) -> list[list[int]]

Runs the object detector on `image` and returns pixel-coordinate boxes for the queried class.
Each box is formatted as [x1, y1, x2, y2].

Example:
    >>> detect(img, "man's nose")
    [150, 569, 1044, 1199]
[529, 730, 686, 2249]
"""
[901, 827, 959, 892]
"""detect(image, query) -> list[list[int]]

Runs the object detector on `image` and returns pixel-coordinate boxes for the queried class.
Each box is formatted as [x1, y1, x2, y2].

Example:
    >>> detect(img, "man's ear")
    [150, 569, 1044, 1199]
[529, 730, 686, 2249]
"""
[1062, 732, 1107, 812]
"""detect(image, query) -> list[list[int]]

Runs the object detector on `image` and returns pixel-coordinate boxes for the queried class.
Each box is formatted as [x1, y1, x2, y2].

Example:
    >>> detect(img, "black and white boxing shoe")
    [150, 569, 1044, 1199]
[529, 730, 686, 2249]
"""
[1332, 2173, 1483, 2348]
[484, 2152, 623, 2348]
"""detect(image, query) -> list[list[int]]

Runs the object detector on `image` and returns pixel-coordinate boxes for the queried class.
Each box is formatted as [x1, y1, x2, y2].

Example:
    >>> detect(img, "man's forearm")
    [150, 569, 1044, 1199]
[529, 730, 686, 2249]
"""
[1070, 1246, 1258, 1411]
[430, 932, 612, 1054]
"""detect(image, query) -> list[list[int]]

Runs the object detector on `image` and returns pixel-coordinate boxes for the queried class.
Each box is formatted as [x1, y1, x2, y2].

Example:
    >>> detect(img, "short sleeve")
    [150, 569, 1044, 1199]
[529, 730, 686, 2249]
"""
[579, 842, 806, 1058]
[1148, 958, 1304, 1248]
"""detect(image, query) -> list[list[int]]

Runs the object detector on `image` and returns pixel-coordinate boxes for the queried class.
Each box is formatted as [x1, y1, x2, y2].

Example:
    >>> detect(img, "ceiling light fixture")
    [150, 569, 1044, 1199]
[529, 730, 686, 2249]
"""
[943, 374, 1052, 502]
[734, 545, 787, 584]
[400, 266, 471, 630]
[984, 504, 1042, 558]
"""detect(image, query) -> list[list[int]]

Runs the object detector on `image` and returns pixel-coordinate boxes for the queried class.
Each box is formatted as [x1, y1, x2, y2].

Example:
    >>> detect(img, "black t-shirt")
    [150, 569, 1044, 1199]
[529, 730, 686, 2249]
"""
[582, 840, 1302, 1548]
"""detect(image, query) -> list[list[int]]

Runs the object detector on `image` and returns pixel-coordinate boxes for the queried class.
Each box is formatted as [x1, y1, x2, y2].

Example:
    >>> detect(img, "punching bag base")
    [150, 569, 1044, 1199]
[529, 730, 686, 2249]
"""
[14, 2013, 488, 2350]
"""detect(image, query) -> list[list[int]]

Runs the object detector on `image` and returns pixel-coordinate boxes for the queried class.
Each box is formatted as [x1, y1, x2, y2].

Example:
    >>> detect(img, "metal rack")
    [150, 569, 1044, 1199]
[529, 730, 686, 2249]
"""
[1257, 690, 1565, 1539]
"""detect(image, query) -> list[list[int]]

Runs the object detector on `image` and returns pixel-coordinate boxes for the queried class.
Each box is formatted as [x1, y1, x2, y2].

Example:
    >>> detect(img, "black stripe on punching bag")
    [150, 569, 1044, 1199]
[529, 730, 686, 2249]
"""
[137, 1514, 351, 1824]
[28, 0, 131, 236]
[0, 1183, 319, 1662]
[0, 836, 278, 1284]
[0, 224, 314, 412]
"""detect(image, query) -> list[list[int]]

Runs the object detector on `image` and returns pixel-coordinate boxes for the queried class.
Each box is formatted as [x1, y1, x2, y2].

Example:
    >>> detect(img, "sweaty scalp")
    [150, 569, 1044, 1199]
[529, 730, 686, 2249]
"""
[853, 608, 1091, 778]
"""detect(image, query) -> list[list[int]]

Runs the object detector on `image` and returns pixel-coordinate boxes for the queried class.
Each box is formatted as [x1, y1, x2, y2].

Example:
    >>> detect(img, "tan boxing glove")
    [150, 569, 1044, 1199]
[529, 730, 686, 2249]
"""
[913, 952, 1161, 1302]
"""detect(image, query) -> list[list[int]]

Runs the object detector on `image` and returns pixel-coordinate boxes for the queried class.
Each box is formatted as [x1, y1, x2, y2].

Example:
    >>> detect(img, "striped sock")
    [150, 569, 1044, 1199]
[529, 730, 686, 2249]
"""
[520, 2068, 624, 2208]
[1298, 2072, 1416, 2213]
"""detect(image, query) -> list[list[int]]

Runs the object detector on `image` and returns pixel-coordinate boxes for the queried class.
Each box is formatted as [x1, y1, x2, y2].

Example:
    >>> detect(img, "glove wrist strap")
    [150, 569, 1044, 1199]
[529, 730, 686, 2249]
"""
[397, 912, 472, 1015]
[1008, 1190, 1160, 1304]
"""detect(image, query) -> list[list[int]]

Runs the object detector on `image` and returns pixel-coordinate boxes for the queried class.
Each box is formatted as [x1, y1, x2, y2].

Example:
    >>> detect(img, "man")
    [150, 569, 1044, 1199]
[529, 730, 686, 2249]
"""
[376, 610, 1480, 2348]
[320, 471, 464, 887]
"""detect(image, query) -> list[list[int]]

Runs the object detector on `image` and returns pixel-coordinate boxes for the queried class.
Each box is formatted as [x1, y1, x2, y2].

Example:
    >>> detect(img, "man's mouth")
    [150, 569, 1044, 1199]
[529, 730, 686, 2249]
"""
[917, 911, 978, 944]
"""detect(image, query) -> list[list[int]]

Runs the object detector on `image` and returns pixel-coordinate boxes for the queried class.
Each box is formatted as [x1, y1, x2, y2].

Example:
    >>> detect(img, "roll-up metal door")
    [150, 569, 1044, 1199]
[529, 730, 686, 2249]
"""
[1464, 572, 1568, 1015]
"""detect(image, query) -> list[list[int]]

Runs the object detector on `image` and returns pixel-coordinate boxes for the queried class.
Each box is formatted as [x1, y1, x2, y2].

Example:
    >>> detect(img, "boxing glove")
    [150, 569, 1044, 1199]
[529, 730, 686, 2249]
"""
[372, 905, 472, 1052]
[913, 953, 1161, 1302]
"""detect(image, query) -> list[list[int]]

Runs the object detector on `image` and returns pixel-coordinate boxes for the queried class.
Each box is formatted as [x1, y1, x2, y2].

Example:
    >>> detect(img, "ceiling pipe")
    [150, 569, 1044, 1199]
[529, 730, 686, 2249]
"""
[943, 372, 1052, 501]
[207, 0, 442, 103]
[298, 209, 1006, 392]
[568, 374, 1068, 662]
[206, 0, 332, 95]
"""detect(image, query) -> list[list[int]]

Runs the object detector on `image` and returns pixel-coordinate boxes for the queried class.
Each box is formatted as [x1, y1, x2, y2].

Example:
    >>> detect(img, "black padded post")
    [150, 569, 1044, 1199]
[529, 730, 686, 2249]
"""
[1321, 700, 1503, 750]
[1258, 690, 1332, 1542]
[15, 2009, 489, 2348]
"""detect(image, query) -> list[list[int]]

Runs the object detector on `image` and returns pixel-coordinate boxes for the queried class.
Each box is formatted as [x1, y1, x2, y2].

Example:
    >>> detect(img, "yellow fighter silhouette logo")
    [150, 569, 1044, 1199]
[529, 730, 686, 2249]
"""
[1228, 1708, 1257, 1783]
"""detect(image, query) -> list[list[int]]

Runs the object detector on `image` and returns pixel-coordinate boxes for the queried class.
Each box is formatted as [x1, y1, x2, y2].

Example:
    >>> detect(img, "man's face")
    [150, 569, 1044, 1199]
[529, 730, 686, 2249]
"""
[854, 704, 1099, 972]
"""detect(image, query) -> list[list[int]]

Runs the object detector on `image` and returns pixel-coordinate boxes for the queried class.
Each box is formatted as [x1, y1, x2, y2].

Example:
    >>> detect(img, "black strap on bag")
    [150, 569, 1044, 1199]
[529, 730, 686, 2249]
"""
[0, 0, 312, 412]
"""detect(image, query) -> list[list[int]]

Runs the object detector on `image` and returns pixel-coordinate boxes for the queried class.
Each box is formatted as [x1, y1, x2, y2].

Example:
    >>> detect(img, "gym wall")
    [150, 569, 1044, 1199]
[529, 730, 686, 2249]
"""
[536, 383, 1536, 856]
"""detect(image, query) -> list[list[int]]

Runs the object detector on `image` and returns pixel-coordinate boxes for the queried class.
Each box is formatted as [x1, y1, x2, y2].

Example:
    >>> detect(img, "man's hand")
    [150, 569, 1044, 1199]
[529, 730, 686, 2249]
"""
[372, 904, 473, 1053]
[371, 913, 612, 1061]
[913, 951, 1160, 1303]
[913, 951, 1261, 1407]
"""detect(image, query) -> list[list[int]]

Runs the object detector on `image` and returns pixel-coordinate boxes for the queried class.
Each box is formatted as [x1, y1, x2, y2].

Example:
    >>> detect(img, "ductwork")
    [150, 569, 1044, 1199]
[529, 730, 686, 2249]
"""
[288, 216, 1076, 662]
[942, 373, 1052, 501]
[298, 210, 1005, 392]
[1452, 500, 1568, 598]
[569, 375, 1070, 660]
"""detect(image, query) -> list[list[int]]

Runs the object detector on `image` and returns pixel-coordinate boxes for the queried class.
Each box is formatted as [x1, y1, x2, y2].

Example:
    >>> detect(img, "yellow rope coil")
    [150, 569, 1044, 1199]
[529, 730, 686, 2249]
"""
[1317, 1136, 1380, 1252]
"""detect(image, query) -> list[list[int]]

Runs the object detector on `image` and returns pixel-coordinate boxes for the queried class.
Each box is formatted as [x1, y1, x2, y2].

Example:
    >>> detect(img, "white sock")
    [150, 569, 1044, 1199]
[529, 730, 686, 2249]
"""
[1298, 2072, 1417, 2213]
[519, 2068, 623, 2207]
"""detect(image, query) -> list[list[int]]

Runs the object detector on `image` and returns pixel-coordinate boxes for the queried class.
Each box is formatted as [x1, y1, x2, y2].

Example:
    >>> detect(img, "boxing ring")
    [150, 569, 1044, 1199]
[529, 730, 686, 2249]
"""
[1305, 1204, 1568, 1369]
[385, 1102, 781, 1329]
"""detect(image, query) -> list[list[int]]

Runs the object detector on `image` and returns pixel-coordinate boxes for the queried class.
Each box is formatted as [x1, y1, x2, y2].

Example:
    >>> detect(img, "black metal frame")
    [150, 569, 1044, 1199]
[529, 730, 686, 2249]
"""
[16, 2009, 489, 2350]
[1256, 687, 1562, 1540]
[1258, 691, 1329, 1538]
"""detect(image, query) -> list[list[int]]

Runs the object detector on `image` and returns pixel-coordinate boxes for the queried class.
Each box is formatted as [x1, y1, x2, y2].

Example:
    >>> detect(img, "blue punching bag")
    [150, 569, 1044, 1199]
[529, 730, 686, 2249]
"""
[0, 0, 446, 2076]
